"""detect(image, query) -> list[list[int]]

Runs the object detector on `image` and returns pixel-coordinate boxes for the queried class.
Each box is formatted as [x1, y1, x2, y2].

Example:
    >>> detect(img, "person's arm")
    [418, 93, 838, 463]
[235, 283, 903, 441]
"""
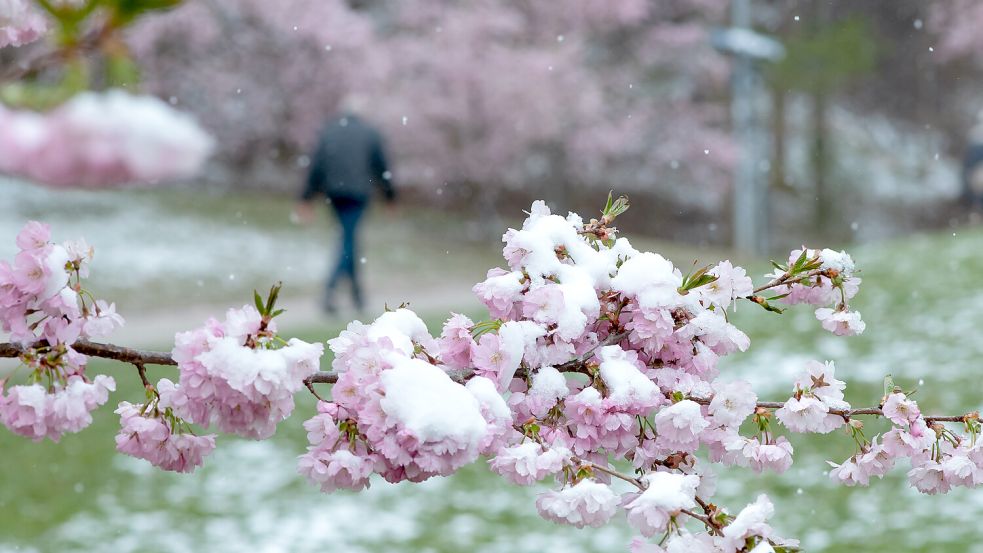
[370, 133, 396, 202]
[294, 138, 326, 224]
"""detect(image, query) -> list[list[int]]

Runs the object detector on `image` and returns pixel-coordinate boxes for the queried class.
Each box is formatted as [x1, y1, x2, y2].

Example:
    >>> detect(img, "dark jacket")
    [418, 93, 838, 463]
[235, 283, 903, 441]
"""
[301, 114, 395, 204]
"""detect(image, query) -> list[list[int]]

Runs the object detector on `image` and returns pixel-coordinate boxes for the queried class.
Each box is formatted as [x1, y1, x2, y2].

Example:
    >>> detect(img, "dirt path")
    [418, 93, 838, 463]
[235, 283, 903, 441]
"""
[107, 272, 484, 348]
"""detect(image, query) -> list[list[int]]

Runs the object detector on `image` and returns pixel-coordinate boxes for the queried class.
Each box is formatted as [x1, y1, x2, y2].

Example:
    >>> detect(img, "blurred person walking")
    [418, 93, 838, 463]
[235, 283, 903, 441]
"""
[294, 97, 396, 314]
[963, 110, 983, 209]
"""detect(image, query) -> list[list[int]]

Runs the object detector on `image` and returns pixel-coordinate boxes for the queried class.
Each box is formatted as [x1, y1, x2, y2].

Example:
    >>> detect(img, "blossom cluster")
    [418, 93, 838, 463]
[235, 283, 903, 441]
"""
[0, 221, 121, 440]
[109, 290, 323, 472]
[298, 309, 513, 492]
[165, 304, 324, 440]
[769, 247, 865, 336]
[115, 398, 216, 473]
[0, 90, 214, 188]
[298, 200, 840, 549]
[0, 0, 47, 48]
[7, 199, 979, 552]
[824, 389, 983, 494]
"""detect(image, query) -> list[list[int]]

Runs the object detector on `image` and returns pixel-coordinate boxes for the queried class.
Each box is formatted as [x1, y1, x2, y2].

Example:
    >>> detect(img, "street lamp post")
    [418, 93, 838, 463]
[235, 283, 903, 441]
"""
[711, 0, 784, 255]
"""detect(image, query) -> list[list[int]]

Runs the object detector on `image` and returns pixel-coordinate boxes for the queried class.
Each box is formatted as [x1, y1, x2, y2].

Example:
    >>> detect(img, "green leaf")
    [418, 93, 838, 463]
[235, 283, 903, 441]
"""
[253, 290, 265, 316]
[471, 319, 503, 339]
[265, 281, 282, 314]
[791, 249, 809, 273]
[882, 374, 895, 399]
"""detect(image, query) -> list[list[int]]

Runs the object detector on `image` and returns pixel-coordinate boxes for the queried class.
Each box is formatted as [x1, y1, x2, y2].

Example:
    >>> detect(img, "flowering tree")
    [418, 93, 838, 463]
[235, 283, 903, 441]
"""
[2, 195, 980, 552]
[127, 0, 735, 205]
[0, 0, 214, 188]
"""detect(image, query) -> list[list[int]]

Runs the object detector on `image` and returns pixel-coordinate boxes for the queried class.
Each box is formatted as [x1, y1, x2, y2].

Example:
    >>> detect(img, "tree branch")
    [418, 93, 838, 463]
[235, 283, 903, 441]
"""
[0, 340, 175, 366]
[1, 340, 976, 425]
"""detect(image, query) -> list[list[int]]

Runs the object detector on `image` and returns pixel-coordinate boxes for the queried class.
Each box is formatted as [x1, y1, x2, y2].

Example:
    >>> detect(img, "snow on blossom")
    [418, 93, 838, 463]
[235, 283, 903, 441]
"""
[536, 479, 619, 528]
[677, 311, 750, 355]
[655, 400, 709, 452]
[489, 441, 570, 485]
[0, 90, 214, 188]
[465, 376, 513, 453]
[597, 345, 661, 413]
[374, 358, 489, 478]
[472, 268, 524, 319]
[720, 494, 778, 552]
[819, 248, 856, 275]
[624, 471, 699, 537]
[611, 252, 682, 309]
[523, 365, 568, 417]
[169, 306, 323, 439]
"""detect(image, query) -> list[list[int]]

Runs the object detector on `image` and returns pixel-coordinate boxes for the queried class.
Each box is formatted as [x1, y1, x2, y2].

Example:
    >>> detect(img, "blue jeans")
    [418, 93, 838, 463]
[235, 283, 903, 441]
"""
[327, 198, 367, 309]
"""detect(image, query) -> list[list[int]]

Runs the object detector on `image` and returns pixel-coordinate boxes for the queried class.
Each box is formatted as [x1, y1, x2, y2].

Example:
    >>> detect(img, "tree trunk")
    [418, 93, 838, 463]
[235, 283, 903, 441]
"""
[811, 89, 832, 229]
[770, 83, 788, 192]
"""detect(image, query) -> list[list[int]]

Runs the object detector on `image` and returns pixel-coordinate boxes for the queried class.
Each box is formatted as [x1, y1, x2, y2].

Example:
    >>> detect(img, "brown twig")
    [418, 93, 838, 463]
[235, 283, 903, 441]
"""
[2, 340, 976, 425]
[0, 340, 176, 366]
[555, 330, 628, 374]
[581, 461, 644, 490]
[134, 362, 151, 389]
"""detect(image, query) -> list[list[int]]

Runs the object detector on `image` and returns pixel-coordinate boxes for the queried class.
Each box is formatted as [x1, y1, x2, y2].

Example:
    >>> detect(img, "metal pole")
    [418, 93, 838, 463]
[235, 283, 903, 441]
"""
[731, 0, 767, 255]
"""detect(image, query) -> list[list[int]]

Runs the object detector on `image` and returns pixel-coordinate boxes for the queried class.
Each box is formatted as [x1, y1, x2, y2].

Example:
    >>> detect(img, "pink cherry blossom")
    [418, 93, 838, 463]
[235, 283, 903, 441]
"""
[720, 494, 780, 553]
[654, 400, 709, 452]
[489, 442, 570, 485]
[0, 0, 48, 48]
[708, 379, 757, 427]
[882, 392, 921, 426]
[752, 437, 794, 474]
[814, 307, 866, 336]
[0, 90, 214, 188]
[437, 313, 475, 369]
[624, 471, 699, 537]
[1, 374, 115, 442]
[536, 479, 619, 529]
[703, 260, 753, 309]
[907, 459, 950, 495]
[115, 401, 216, 473]
[297, 448, 376, 493]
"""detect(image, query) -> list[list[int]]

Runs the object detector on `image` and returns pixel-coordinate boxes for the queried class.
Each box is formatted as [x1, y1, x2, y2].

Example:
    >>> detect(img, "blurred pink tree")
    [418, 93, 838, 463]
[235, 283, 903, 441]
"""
[128, 0, 736, 205]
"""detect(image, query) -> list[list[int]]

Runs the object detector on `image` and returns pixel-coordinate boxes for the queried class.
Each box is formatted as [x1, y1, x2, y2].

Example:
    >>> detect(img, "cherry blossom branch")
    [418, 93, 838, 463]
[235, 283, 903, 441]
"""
[750, 269, 822, 295]
[1, 340, 976, 426]
[580, 460, 644, 490]
[555, 330, 628, 374]
[685, 396, 979, 425]
[0, 340, 176, 366]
